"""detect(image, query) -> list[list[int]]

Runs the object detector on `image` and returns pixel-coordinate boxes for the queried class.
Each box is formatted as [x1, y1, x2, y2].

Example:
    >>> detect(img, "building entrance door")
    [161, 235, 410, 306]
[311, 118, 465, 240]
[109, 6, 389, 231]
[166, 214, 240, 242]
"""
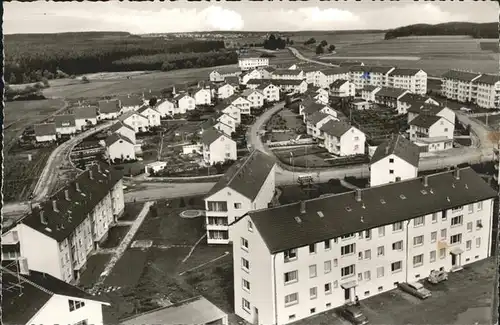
[344, 287, 351, 301]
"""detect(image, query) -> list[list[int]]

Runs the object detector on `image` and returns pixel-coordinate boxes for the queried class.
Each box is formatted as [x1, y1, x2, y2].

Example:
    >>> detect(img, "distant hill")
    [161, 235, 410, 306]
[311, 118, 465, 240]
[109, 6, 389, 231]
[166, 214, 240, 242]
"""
[384, 22, 498, 40]
[5, 31, 132, 41]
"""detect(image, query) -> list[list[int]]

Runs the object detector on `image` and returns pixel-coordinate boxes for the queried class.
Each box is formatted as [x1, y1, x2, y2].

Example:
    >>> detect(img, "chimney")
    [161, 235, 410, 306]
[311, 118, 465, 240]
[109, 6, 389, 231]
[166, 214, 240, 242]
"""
[40, 210, 48, 225]
[422, 175, 429, 187]
[97, 164, 101, 173]
[64, 189, 70, 201]
[454, 166, 460, 180]
[360, 216, 364, 223]
[300, 201, 306, 214]
[75, 182, 81, 192]
[355, 189, 362, 202]
[89, 169, 94, 180]
[385, 145, 389, 155]
[52, 200, 59, 212]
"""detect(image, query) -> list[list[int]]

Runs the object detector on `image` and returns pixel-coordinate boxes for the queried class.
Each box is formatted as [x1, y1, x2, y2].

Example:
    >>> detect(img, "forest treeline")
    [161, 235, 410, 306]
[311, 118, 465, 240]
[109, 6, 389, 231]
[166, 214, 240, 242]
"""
[384, 22, 498, 40]
[5, 32, 235, 84]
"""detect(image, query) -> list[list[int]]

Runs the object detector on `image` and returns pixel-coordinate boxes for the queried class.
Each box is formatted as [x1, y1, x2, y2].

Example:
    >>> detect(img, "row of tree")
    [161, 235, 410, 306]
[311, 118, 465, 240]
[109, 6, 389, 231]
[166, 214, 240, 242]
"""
[384, 22, 498, 40]
[263, 34, 293, 50]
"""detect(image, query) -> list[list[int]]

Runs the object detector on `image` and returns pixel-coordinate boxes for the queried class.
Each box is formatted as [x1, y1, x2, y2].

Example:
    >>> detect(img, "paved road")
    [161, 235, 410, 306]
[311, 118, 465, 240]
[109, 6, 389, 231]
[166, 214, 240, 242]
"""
[288, 47, 339, 67]
[124, 182, 216, 203]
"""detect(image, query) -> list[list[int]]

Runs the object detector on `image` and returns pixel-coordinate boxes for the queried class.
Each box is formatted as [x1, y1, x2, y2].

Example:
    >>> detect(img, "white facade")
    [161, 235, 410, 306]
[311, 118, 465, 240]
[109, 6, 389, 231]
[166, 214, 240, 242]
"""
[56, 123, 77, 136]
[36, 134, 57, 143]
[177, 95, 196, 112]
[324, 127, 366, 156]
[210, 69, 241, 82]
[370, 154, 418, 187]
[475, 80, 500, 109]
[246, 90, 266, 108]
[272, 70, 305, 80]
[194, 88, 212, 106]
[217, 114, 237, 131]
[112, 124, 136, 144]
[361, 87, 380, 102]
[121, 113, 149, 133]
[239, 57, 269, 71]
[306, 115, 337, 139]
[75, 117, 97, 131]
[203, 135, 237, 165]
[409, 116, 454, 141]
[217, 84, 236, 99]
[242, 69, 263, 85]
[232, 188, 493, 325]
[98, 111, 120, 120]
[331, 81, 356, 97]
[398, 97, 439, 115]
[313, 88, 329, 105]
[182, 143, 203, 155]
[108, 137, 136, 161]
[388, 70, 427, 95]
[229, 96, 252, 115]
[222, 104, 241, 125]
[139, 107, 161, 128]
[205, 165, 276, 244]
[214, 122, 235, 137]
[314, 70, 349, 89]
[259, 84, 280, 102]
[155, 99, 175, 117]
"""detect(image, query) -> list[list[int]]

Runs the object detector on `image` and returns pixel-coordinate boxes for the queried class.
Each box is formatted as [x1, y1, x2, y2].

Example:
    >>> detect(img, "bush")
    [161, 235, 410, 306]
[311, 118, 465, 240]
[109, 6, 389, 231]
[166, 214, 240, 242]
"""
[179, 198, 186, 208]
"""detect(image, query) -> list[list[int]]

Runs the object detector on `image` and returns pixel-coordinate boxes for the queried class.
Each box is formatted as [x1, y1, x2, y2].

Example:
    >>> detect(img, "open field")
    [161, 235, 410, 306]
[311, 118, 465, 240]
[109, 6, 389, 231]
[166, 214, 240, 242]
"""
[245, 48, 299, 67]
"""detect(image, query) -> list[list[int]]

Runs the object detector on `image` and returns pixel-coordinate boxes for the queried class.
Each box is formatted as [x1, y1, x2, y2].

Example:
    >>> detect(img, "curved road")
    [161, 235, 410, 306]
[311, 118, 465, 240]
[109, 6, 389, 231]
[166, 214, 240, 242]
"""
[288, 47, 339, 67]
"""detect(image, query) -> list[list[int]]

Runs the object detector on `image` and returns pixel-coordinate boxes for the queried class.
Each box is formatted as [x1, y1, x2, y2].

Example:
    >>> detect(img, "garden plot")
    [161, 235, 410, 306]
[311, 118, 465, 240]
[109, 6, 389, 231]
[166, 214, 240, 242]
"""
[274, 146, 333, 168]
[265, 108, 306, 143]
[350, 107, 407, 146]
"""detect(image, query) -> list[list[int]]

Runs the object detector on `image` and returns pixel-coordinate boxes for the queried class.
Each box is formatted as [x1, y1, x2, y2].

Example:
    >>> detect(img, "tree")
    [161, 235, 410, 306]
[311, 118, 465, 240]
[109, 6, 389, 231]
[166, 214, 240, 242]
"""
[320, 40, 328, 47]
[149, 97, 158, 106]
[304, 37, 316, 45]
[41, 78, 50, 88]
[81, 76, 90, 83]
[328, 44, 336, 52]
[316, 45, 324, 54]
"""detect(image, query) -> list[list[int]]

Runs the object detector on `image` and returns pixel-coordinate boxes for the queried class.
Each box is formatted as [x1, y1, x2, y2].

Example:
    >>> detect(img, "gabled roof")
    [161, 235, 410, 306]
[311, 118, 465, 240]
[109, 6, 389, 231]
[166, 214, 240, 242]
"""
[371, 135, 420, 167]
[20, 164, 123, 242]
[273, 69, 303, 76]
[212, 66, 241, 75]
[361, 85, 380, 92]
[330, 79, 349, 88]
[307, 111, 331, 125]
[73, 106, 97, 120]
[442, 70, 481, 82]
[242, 89, 264, 97]
[247, 78, 273, 85]
[34, 123, 56, 136]
[407, 102, 443, 115]
[320, 120, 353, 138]
[205, 149, 276, 201]
[389, 68, 422, 76]
[143, 89, 164, 100]
[225, 94, 250, 104]
[217, 113, 236, 121]
[105, 132, 134, 146]
[137, 105, 160, 115]
[375, 87, 408, 99]
[202, 127, 227, 146]
[245, 167, 496, 254]
[54, 114, 76, 128]
[321, 67, 350, 75]
[302, 102, 329, 115]
[270, 79, 306, 86]
[194, 87, 210, 94]
[349, 65, 370, 73]
[256, 82, 277, 91]
[2, 265, 108, 325]
[118, 95, 143, 107]
[98, 99, 120, 114]
[109, 121, 134, 133]
[399, 93, 429, 104]
[173, 93, 191, 101]
[369, 66, 395, 74]
[473, 74, 500, 85]
[224, 76, 240, 85]
[216, 82, 235, 90]
[119, 111, 147, 122]
[261, 66, 276, 73]
[409, 114, 442, 129]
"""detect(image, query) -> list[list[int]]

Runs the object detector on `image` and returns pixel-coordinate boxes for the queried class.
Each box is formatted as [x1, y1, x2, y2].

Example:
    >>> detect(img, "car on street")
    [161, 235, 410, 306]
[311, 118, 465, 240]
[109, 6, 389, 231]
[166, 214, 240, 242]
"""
[337, 305, 369, 325]
[398, 281, 432, 299]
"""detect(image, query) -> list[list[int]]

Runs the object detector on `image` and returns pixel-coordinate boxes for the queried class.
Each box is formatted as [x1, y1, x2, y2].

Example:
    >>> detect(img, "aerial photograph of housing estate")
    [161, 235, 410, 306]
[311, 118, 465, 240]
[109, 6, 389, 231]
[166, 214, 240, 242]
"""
[2, 1, 499, 325]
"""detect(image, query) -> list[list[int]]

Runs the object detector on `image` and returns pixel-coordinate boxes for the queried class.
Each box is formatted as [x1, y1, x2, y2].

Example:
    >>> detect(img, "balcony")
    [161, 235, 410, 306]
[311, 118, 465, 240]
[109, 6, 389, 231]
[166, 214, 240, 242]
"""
[2, 231, 19, 245]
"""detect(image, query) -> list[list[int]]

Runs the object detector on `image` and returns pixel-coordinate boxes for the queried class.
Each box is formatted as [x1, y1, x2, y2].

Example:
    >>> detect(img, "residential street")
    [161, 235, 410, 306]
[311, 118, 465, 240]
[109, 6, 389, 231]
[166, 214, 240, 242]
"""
[288, 46, 339, 67]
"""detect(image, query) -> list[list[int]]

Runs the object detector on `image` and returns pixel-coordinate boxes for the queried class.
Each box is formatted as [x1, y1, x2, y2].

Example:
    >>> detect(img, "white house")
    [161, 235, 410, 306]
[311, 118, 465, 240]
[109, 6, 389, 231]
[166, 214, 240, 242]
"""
[408, 115, 454, 152]
[1, 164, 124, 283]
[217, 103, 241, 125]
[306, 112, 337, 139]
[74, 106, 98, 131]
[137, 105, 161, 128]
[154, 99, 176, 117]
[313, 68, 350, 89]
[321, 120, 366, 156]
[217, 113, 237, 134]
[256, 83, 281, 102]
[259, 66, 276, 79]
[217, 83, 236, 99]
[473, 74, 500, 109]
[109, 121, 136, 144]
[204, 149, 276, 244]
[118, 94, 143, 114]
[299, 99, 341, 123]
[98, 100, 121, 120]
[305, 86, 329, 105]
[2, 264, 110, 325]
[193, 88, 212, 106]
[230, 167, 495, 325]
[34, 123, 57, 143]
[361, 86, 381, 102]
[239, 57, 269, 71]
[330, 79, 355, 97]
[202, 127, 237, 165]
[397, 94, 439, 115]
[174, 94, 196, 112]
[242, 69, 263, 85]
[225, 95, 252, 115]
[105, 133, 136, 161]
[119, 111, 149, 133]
[374, 87, 410, 109]
[243, 89, 266, 108]
[145, 161, 167, 175]
[272, 69, 305, 80]
[388, 68, 428, 95]
[55, 114, 77, 136]
[210, 67, 242, 82]
[370, 135, 420, 187]
[407, 103, 455, 125]
[273, 79, 308, 94]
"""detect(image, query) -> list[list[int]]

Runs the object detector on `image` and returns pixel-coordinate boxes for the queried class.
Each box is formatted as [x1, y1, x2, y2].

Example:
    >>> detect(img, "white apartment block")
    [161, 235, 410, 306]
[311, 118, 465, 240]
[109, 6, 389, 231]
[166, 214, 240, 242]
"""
[388, 68, 427, 95]
[330, 79, 355, 97]
[370, 135, 420, 187]
[1, 164, 125, 284]
[349, 66, 427, 95]
[231, 167, 495, 325]
[272, 69, 305, 80]
[210, 67, 242, 82]
[313, 68, 350, 89]
[474, 74, 500, 109]
[204, 149, 276, 244]
[239, 57, 270, 71]
[320, 120, 366, 156]
[443, 70, 500, 109]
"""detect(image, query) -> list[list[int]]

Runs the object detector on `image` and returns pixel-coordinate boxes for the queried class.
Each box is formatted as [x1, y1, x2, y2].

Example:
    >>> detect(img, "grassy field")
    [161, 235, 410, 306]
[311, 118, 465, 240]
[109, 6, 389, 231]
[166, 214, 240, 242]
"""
[100, 226, 131, 249]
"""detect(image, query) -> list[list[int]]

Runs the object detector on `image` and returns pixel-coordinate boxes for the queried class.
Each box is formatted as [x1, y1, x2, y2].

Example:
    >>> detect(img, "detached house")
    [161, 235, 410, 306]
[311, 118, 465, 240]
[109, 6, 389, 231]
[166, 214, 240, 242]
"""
[241, 69, 263, 85]
[193, 88, 212, 106]
[210, 67, 242, 82]
[74, 106, 98, 131]
[321, 120, 366, 156]
[216, 103, 241, 125]
[242, 89, 266, 108]
[204, 149, 276, 244]
[217, 113, 237, 134]
[98, 100, 121, 120]
[216, 83, 236, 99]
[142, 89, 164, 103]
[259, 66, 276, 79]
[119, 111, 149, 133]
[370, 134, 420, 186]
[361, 85, 381, 102]
[407, 103, 454, 124]
[1, 164, 124, 283]
[34, 123, 57, 143]
[202, 127, 237, 165]
[118, 94, 143, 114]
[272, 69, 304, 80]
[109, 121, 136, 144]
[105, 133, 136, 161]
[256, 83, 281, 102]
[154, 99, 176, 117]
[306, 112, 337, 139]
[225, 95, 252, 115]
[55, 114, 77, 136]
[137, 105, 161, 128]
[299, 98, 341, 123]
[397, 93, 439, 115]
[174, 93, 196, 112]
[330, 79, 355, 97]
[408, 114, 454, 152]
[374, 87, 410, 109]
[200, 118, 234, 138]
[305, 86, 329, 104]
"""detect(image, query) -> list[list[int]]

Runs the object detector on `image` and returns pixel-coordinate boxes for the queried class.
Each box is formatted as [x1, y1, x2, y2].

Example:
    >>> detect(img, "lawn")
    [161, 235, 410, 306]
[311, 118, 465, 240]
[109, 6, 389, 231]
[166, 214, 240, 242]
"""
[455, 138, 472, 147]
[78, 253, 112, 289]
[100, 226, 131, 249]
[475, 114, 500, 130]
[279, 181, 352, 205]
[119, 202, 143, 221]
[274, 146, 333, 168]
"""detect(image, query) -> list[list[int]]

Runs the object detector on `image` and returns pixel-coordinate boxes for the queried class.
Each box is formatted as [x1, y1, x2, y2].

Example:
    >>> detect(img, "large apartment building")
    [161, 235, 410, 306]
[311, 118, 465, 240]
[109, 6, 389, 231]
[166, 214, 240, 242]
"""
[1, 164, 124, 284]
[239, 57, 270, 71]
[441, 70, 500, 109]
[231, 167, 496, 325]
[204, 150, 276, 244]
[349, 66, 427, 95]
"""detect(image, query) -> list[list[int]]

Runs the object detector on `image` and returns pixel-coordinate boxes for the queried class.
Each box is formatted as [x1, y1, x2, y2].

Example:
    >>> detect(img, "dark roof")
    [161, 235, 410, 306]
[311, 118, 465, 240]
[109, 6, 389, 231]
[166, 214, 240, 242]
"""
[202, 127, 226, 145]
[54, 114, 76, 128]
[256, 83, 276, 91]
[273, 79, 306, 86]
[205, 149, 276, 201]
[173, 83, 189, 93]
[307, 111, 331, 125]
[261, 66, 276, 73]
[369, 66, 394, 74]
[330, 79, 349, 88]
[473, 74, 500, 85]
[118, 95, 143, 107]
[247, 78, 272, 85]
[388, 68, 422, 76]
[375, 87, 408, 99]
[173, 93, 190, 101]
[442, 70, 481, 82]
[321, 67, 350, 75]
[246, 167, 496, 254]
[2, 265, 108, 325]
[109, 121, 134, 133]
[320, 120, 353, 137]
[224, 76, 240, 85]
[212, 66, 241, 75]
[349, 65, 370, 73]
[105, 132, 134, 146]
[143, 89, 164, 100]
[371, 135, 420, 167]
[408, 102, 442, 115]
[216, 82, 234, 89]
[273, 69, 303, 76]
[399, 93, 429, 104]
[20, 164, 123, 242]
[361, 85, 380, 92]
[302, 102, 329, 115]
[98, 99, 120, 114]
[409, 114, 442, 128]
[119, 111, 146, 122]
[74, 106, 97, 119]
[34, 123, 56, 136]
[339, 61, 363, 67]
[137, 105, 160, 115]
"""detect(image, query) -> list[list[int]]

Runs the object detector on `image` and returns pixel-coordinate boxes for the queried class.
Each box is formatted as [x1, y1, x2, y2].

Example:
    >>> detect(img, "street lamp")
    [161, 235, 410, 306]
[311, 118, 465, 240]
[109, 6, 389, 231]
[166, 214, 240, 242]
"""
[290, 152, 294, 183]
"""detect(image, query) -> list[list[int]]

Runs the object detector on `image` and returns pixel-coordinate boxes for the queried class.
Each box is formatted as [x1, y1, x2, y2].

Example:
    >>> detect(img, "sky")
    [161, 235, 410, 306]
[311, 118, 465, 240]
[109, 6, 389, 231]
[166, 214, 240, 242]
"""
[4, 1, 497, 34]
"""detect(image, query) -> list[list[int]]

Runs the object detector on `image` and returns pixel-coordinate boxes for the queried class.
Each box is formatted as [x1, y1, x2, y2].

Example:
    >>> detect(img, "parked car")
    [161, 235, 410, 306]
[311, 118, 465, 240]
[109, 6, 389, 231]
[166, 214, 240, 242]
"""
[398, 281, 432, 299]
[337, 305, 369, 325]
[428, 269, 448, 284]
